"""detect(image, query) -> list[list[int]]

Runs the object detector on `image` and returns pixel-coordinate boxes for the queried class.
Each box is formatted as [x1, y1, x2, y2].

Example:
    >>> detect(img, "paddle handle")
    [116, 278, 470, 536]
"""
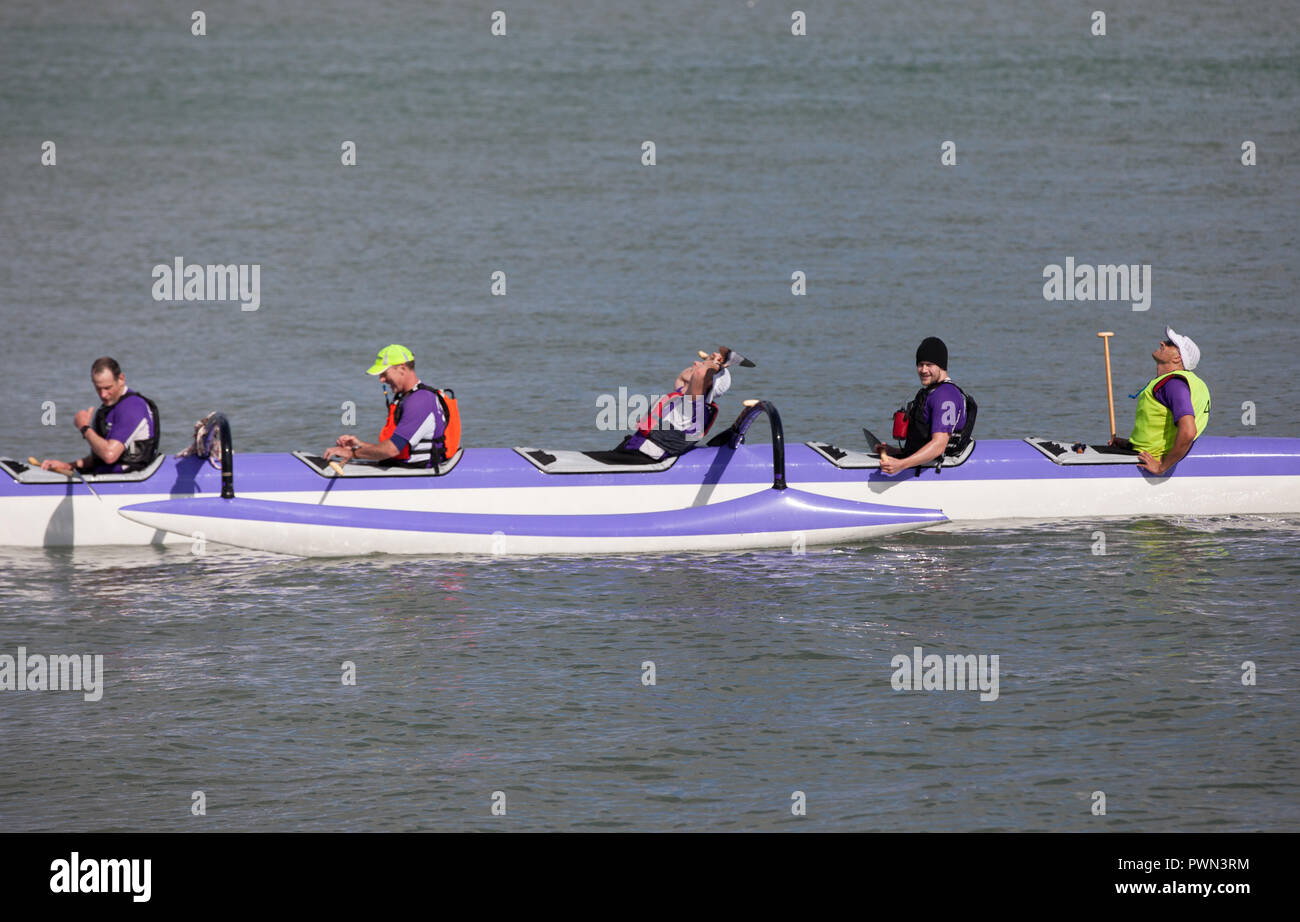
[329, 461, 345, 476]
[30, 455, 71, 475]
[1098, 332, 1116, 438]
[31, 455, 102, 500]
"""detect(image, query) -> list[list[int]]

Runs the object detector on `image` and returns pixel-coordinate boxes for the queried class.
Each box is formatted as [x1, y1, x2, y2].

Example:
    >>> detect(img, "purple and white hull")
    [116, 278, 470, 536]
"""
[117, 488, 947, 557]
[4, 435, 1299, 550]
[805, 437, 1300, 523]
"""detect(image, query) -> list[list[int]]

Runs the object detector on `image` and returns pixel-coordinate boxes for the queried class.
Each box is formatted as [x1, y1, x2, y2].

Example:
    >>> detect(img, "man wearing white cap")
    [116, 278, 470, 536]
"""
[1110, 327, 1211, 475]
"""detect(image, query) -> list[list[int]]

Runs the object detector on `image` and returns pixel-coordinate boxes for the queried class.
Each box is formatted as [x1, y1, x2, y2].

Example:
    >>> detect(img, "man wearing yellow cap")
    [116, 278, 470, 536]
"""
[323, 345, 453, 468]
[1109, 327, 1210, 475]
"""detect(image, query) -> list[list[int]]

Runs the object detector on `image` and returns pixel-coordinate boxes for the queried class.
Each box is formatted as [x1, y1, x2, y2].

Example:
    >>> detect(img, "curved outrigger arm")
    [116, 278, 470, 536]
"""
[210, 413, 235, 499]
[726, 399, 787, 490]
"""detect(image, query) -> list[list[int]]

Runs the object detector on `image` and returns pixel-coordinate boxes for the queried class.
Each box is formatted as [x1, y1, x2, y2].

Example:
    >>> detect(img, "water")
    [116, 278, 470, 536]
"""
[1, 0, 1298, 831]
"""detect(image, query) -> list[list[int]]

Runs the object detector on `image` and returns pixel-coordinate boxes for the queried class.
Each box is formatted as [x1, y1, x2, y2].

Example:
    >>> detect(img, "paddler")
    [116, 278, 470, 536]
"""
[616, 346, 754, 460]
[1108, 327, 1210, 475]
[875, 337, 977, 475]
[323, 344, 460, 469]
[38, 357, 161, 475]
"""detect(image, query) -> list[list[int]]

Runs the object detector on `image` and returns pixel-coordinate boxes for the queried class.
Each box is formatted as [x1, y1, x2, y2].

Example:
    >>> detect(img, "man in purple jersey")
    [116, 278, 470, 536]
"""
[39, 357, 160, 475]
[876, 337, 975, 476]
[323, 344, 447, 467]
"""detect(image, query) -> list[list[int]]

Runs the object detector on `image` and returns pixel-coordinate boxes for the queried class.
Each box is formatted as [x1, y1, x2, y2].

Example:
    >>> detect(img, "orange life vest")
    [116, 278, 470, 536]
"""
[379, 384, 461, 465]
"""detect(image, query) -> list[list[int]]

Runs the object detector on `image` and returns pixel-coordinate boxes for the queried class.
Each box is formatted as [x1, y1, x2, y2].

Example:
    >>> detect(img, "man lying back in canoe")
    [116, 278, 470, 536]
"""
[615, 347, 753, 460]
[1109, 327, 1210, 475]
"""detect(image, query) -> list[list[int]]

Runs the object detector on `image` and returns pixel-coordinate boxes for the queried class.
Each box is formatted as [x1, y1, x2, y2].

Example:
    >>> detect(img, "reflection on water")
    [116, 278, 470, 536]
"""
[6, 516, 1296, 831]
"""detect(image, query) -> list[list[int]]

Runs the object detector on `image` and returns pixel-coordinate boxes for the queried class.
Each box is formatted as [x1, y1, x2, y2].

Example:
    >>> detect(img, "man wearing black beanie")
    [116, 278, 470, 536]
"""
[876, 337, 977, 475]
[915, 336, 947, 370]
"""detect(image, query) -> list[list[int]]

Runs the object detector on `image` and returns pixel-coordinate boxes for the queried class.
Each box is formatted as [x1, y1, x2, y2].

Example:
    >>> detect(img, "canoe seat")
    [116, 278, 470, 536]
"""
[0, 454, 166, 484]
[293, 448, 464, 477]
[806, 439, 976, 470]
[514, 447, 679, 474]
[1024, 438, 1144, 465]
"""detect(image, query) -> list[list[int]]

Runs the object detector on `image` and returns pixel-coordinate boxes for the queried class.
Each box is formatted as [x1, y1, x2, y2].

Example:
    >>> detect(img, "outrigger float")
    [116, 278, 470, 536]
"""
[3, 402, 1298, 556]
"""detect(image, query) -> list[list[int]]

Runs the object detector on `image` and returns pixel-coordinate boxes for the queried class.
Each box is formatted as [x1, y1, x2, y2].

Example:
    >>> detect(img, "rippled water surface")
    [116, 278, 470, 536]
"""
[3, 516, 1297, 831]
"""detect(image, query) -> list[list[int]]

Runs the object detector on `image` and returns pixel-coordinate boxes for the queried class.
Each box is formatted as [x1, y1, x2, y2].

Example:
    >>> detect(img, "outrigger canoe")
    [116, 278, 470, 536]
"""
[3, 403, 1298, 556]
[2, 404, 943, 554]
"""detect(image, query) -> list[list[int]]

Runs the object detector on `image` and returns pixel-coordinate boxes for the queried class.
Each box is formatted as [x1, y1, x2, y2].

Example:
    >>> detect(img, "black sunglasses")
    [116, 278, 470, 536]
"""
[1161, 338, 1175, 347]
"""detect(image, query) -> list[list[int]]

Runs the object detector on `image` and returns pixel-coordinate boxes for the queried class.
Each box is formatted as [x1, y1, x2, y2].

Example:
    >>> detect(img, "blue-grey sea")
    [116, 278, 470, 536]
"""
[1, 0, 1297, 831]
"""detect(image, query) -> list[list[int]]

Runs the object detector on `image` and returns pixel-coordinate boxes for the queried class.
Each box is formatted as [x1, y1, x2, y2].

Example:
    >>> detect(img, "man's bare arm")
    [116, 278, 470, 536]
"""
[1138, 415, 1197, 475]
[324, 436, 401, 462]
[879, 431, 950, 474]
[83, 431, 125, 465]
[683, 359, 722, 397]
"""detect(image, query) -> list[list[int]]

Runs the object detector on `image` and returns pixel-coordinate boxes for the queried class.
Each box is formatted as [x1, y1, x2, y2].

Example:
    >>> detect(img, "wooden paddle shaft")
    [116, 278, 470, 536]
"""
[30, 455, 102, 500]
[1098, 331, 1116, 438]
